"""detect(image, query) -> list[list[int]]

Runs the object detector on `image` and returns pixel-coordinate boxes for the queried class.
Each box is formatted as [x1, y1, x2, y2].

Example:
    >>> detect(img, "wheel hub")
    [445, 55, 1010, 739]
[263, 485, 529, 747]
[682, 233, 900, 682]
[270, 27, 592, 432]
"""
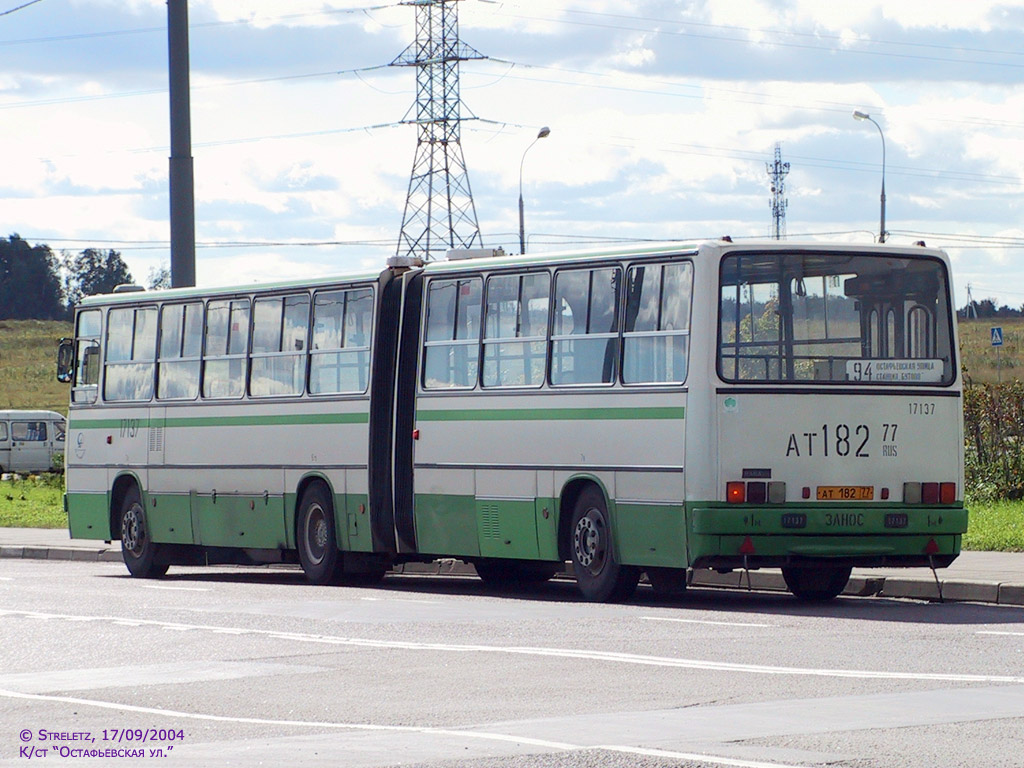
[305, 504, 328, 565]
[573, 511, 605, 573]
[122, 504, 144, 554]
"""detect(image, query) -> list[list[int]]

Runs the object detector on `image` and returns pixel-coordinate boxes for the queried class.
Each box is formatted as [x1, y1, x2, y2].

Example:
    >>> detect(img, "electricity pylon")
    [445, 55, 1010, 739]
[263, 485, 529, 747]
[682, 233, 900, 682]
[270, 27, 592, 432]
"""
[766, 142, 790, 240]
[392, 0, 485, 261]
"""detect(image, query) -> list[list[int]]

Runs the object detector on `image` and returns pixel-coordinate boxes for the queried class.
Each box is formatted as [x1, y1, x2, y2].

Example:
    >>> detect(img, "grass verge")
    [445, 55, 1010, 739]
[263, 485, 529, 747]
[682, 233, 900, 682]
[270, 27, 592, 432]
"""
[0, 475, 66, 529]
[963, 499, 1024, 552]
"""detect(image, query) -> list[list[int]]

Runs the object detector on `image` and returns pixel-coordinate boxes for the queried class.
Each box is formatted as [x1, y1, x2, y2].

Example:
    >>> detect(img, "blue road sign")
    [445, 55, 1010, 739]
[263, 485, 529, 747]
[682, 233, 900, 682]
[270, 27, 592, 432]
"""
[992, 327, 1004, 347]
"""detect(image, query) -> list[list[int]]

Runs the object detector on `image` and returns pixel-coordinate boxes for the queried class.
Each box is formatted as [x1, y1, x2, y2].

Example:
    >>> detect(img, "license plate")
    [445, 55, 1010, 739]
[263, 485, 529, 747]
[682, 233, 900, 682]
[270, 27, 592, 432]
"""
[817, 486, 874, 501]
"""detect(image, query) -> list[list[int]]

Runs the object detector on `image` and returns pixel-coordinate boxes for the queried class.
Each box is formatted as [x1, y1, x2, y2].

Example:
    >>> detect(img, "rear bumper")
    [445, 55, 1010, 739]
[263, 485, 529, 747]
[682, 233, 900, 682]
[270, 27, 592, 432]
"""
[688, 504, 966, 570]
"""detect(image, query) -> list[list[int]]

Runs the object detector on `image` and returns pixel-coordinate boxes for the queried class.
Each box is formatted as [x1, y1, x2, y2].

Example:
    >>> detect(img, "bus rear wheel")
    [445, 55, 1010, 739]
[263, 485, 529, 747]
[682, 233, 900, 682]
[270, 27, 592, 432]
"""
[297, 484, 343, 586]
[782, 565, 852, 601]
[569, 487, 639, 602]
[119, 486, 167, 579]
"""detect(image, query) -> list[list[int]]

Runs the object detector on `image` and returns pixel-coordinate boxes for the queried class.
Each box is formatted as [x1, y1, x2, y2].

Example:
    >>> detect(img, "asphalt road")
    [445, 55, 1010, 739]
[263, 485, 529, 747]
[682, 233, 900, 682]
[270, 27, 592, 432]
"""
[2, 559, 1024, 768]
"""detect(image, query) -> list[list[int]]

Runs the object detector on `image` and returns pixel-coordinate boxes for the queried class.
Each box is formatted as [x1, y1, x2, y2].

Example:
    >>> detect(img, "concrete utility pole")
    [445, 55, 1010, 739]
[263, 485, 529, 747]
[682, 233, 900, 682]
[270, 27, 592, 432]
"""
[168, 0, 196, 287]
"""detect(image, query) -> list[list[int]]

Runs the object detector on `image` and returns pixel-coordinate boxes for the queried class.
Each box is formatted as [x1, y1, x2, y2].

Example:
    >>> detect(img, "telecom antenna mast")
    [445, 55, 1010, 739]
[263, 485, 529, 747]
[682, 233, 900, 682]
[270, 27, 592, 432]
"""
[392, 0, 485, 261]
[766, 142, 790, 240]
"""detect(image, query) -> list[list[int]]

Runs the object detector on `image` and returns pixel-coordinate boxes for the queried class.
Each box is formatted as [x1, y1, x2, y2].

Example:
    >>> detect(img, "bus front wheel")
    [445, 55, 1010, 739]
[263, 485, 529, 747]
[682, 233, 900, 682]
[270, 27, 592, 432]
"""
[119, 486, 167, 579]
[569, 487, 639, 602]
[782, 565, 851, 601]
[297, 484, 343, 586]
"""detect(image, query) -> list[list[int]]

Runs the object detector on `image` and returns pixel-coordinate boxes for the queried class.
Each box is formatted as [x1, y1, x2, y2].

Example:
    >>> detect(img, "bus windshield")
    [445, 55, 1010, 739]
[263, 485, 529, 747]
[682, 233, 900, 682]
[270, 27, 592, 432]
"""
[718, 250, 955, 385]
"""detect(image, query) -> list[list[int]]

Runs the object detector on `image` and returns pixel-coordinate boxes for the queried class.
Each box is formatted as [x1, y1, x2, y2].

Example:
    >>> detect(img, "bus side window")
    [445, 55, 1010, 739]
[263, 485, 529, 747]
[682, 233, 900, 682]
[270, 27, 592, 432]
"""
[422, 277, 482, 390]
[73, 310, 102, 404]
[0, 422, 7, 442]
[310, 287, 373, 395]
[251, 294, 309, 398]
[482, 272, 549, 388]
[623, 262, 692, 384]
[551, 267, 621, 386]
[907, 305, 933, 358]
[203, 299, 250, 399]
[158, 303, 203, 400]
[104, 307, 156, 402]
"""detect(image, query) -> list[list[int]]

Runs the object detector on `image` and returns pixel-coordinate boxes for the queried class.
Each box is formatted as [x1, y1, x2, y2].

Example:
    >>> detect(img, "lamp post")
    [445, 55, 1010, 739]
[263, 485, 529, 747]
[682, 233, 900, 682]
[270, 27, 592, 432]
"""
[518, 126, 550, 254]
[853, 110, 886, 243]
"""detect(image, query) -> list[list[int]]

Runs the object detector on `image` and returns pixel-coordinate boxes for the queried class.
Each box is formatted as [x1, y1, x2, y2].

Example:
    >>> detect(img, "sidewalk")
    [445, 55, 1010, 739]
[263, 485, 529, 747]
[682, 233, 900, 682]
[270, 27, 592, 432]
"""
[2, 527, 1023, 606]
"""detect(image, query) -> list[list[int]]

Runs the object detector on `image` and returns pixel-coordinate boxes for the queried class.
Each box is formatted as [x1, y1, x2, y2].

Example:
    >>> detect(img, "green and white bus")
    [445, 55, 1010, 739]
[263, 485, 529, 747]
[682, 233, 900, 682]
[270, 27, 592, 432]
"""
[58, 239, 967, 601]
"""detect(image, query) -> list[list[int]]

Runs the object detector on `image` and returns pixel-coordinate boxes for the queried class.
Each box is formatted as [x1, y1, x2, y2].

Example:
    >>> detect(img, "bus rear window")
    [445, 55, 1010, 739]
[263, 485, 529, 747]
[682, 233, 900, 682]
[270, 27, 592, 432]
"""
[718, 251, 955, 385]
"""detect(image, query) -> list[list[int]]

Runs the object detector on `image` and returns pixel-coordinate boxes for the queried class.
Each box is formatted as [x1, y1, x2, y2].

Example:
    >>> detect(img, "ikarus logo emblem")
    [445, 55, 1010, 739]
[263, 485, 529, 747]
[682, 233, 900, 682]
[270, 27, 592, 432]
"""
[723, 397, 738, 414]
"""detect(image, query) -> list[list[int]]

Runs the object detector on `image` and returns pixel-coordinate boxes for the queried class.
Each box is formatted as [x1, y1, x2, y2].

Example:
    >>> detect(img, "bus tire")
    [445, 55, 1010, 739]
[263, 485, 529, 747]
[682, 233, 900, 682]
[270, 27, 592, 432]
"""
[782, 565, 851, 601]
[297, 483, 343, 586]
[119, 485, 167, 579]
[569, 486, 639, 602]
[647, 567, 688, 600]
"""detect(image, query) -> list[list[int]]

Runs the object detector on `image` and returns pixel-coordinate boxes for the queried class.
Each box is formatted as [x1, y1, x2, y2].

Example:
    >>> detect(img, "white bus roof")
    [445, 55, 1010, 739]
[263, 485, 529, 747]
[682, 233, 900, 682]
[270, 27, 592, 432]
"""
[74, 239, 950, 307]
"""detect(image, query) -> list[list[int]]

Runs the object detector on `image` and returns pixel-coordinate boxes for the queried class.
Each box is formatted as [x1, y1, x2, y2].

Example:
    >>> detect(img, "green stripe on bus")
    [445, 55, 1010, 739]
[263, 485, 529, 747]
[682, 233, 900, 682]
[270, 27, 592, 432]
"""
[416, 406, 685, 422]
[70, 413, 369, 430]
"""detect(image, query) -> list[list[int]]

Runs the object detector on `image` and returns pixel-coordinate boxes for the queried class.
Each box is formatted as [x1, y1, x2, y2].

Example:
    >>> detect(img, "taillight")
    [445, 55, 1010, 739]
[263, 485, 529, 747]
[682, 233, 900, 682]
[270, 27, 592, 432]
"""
[922, 482, 939, 504]
[726, 481, 785, 504]
[940, 482, 956, 504]
[904, 481, 957, 504]
[727, 481, 746, 504]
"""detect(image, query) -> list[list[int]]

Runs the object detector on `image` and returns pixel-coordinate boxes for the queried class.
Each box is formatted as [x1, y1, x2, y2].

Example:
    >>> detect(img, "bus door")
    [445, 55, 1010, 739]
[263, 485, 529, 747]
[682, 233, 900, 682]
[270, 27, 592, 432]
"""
[10, 420, 51, 473]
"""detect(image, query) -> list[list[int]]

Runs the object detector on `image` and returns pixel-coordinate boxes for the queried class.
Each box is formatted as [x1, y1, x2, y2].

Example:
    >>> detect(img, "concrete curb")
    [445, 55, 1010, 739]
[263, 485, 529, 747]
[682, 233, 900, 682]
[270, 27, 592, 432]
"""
[3, 546, 1023, 606]
[1, 545, 122, 563]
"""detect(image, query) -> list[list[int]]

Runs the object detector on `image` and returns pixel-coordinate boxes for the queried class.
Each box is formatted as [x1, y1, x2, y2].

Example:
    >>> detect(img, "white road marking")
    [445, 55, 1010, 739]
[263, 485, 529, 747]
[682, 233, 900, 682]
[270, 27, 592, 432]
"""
[3, 608, 1022, 684]
[360, 596, 437, 604]
[978, 630, 1024, 637]
[643, 616, 772, 628]
[0, 688, 813, 768]
[600, 744, 809, 768]
[141, 584, 210, 592]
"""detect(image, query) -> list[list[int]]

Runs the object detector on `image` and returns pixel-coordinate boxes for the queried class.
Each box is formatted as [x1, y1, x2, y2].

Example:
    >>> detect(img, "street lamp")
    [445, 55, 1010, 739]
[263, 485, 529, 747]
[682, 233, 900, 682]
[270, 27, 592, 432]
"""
[519, 126, 551, 254]
[852, 110, 887, 243]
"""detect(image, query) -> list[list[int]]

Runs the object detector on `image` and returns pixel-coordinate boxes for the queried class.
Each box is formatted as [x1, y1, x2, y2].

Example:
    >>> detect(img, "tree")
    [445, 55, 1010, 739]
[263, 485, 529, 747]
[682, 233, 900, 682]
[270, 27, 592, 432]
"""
[64, 249, 134, 310]
[0, 235, 65, 320]
[147, 264, 171, 290]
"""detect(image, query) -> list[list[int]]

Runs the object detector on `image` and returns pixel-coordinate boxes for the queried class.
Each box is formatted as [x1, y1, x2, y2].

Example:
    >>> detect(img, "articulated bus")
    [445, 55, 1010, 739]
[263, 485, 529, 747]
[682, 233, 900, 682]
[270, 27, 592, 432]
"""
[58, 239, 967, 602]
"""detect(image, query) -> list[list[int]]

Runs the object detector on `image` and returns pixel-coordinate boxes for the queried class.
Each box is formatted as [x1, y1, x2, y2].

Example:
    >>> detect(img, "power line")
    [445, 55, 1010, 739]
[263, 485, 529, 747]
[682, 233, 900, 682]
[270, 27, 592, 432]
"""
[0, 0, 44, 17]
[482, 3, 1024, 61]
[476, 3, 1024, 70]
[0, 4, 400, 46]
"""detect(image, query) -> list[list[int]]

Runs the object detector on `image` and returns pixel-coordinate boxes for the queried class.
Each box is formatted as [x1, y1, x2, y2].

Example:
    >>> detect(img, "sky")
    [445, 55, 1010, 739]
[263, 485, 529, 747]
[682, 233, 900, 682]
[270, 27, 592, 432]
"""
[1, 0, 1022, 310]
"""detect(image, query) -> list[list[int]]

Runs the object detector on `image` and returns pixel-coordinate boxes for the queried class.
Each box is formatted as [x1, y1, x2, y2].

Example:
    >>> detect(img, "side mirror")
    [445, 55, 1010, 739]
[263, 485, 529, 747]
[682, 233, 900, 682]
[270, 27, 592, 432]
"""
[57, 338, 74, 383]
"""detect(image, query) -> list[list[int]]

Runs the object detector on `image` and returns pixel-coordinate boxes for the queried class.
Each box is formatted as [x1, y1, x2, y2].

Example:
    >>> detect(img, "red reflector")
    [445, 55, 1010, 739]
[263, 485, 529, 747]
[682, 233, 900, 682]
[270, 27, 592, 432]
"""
[922, 482, 940, 504]
[727, 482, 746, 504]
[739, 535, 756, 555]
[802, 487, 811, 500]
[940, 482, 956, 504]
[881, 488, 890, 500]
[925, 537, 940, 555]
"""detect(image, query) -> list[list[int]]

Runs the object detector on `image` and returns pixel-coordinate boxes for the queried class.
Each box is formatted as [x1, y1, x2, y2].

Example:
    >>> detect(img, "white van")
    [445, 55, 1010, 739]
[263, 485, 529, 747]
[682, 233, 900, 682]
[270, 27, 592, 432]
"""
[0, 410, 66, 474]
